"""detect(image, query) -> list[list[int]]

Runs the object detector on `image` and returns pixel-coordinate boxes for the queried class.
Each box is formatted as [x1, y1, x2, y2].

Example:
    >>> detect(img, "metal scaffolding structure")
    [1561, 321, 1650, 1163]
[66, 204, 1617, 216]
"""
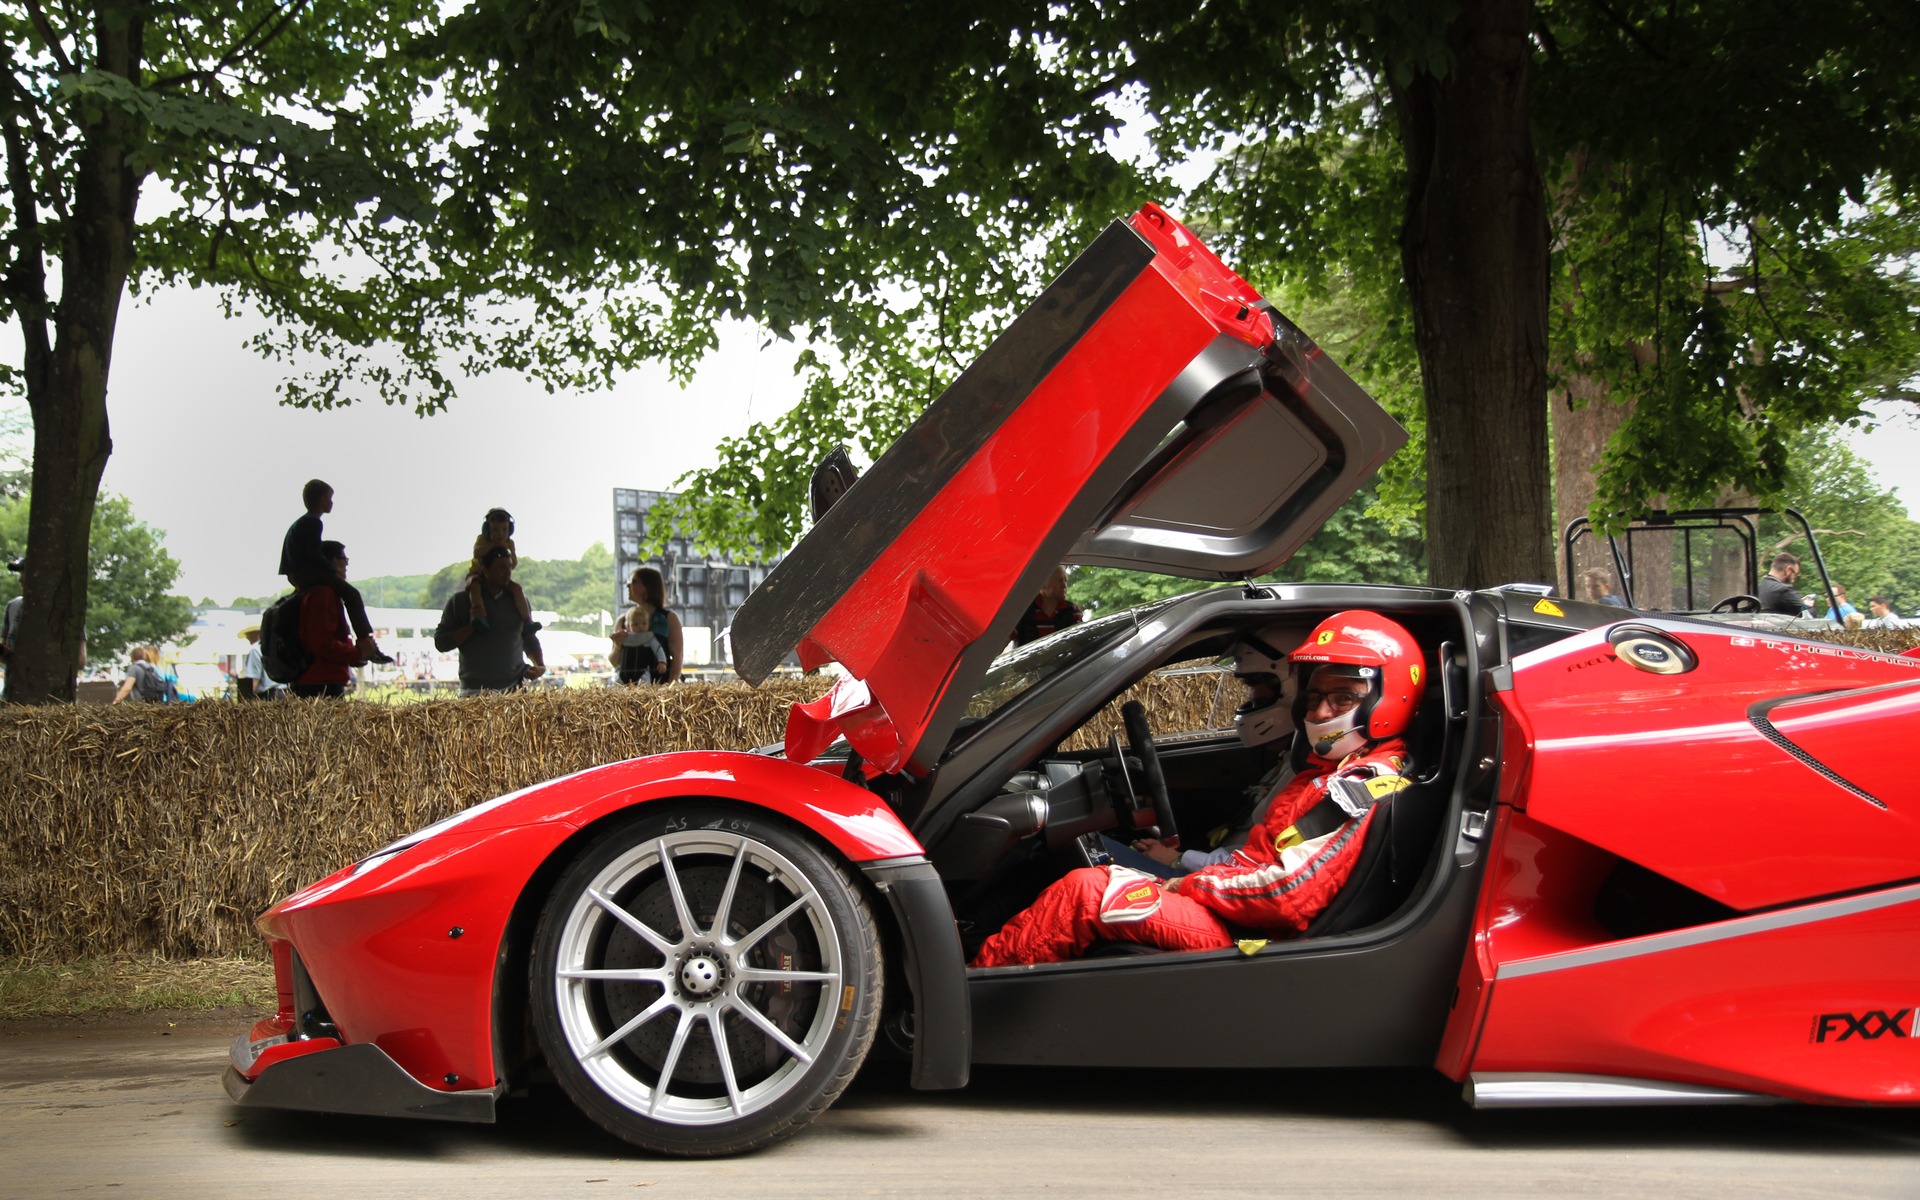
[611, 489, 777, 666]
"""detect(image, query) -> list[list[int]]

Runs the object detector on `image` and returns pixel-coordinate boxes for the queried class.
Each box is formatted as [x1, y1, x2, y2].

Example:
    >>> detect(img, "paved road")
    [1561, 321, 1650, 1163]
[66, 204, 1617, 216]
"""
[5, 1011, 1920, 1198]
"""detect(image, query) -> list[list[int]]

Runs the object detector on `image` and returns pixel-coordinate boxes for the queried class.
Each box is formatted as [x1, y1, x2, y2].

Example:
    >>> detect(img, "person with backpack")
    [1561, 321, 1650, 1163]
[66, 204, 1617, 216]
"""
[289, 541, 367, 698]
[111, 646, 169, 704]
[610, 565, 682, 684]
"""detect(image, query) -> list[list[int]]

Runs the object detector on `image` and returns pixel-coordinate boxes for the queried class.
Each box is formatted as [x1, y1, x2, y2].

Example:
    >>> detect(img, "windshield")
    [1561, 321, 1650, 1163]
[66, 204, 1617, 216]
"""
[961, 596, 1187, 726]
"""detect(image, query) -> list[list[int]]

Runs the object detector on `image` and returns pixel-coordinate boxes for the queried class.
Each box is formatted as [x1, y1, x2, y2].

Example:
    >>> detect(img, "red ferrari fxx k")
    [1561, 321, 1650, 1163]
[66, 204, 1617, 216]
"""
[225, 205, 1920, 1156]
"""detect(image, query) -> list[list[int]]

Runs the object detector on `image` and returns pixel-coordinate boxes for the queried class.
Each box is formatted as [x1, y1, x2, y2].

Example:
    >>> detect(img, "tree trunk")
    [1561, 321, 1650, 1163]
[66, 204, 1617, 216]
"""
[1390, 0, 1553, 590]
[1551, 374, 1631, 593]
[5, 12, 144, 704]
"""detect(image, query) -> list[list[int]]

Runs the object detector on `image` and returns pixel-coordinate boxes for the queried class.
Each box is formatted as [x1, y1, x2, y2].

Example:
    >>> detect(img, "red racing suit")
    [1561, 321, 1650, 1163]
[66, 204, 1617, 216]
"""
[971, 739, 1409, 967]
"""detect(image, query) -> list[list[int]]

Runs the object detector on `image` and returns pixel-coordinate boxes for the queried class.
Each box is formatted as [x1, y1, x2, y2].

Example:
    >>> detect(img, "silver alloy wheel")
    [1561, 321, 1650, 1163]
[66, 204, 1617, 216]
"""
[549, 828, 845, 1127]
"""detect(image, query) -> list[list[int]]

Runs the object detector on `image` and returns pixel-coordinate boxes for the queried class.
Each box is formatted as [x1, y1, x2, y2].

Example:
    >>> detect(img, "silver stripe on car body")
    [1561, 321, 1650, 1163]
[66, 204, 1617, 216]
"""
[1494, 880, 1920, 980]
[1466, 1072, 1783, 1108]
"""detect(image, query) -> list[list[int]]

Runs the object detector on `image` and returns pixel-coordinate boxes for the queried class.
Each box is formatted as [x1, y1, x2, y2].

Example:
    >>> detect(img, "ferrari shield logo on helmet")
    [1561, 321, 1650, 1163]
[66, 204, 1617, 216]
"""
[1410, 664, 1422, 686]
[1318, 630, 1336, 645]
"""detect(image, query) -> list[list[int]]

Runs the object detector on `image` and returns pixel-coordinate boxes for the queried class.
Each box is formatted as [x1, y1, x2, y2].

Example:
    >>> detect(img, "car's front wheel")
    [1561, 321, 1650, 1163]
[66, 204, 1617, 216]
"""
[529, 804, 882, 1156]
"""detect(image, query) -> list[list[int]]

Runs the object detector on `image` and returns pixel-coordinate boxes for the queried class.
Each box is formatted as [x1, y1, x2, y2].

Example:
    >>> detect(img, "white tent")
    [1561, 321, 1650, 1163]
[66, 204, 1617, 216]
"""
[536, 629, 613, 665]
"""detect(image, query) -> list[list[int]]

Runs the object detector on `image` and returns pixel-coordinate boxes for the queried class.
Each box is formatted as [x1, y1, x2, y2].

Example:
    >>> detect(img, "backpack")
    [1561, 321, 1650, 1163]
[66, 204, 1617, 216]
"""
[259, 590, 315, 684]
[130, 660, 169, 702]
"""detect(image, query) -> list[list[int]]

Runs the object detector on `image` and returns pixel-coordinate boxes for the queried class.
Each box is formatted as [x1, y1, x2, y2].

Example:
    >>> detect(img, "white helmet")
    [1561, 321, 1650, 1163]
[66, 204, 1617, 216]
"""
[1231, 627, 1299, 747]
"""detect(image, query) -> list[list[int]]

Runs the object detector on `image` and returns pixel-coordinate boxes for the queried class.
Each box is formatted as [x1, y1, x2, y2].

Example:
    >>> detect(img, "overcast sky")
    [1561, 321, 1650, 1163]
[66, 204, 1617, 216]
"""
[4, 282, 1918, 607]
[49, 286, 811, 605]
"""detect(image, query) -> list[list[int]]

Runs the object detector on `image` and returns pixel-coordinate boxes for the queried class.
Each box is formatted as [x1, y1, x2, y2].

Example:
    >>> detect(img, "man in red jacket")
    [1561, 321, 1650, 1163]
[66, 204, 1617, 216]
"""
[972, 611, 1425, 967]
[291, 540, 364, 699]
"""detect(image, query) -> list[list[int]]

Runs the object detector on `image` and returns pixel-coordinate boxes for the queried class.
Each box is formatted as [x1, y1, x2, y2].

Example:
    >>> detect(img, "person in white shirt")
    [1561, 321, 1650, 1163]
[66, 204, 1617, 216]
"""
[237, 623, 286, 700]
[1864, 596, 1909, 630]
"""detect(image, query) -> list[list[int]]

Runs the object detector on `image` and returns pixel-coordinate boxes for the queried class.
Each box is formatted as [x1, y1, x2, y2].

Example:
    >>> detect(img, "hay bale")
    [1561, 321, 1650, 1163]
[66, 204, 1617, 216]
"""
[0, 681, 826, 962]
[4, 620, 1912, 964]
[1814, 628, 1920, 656]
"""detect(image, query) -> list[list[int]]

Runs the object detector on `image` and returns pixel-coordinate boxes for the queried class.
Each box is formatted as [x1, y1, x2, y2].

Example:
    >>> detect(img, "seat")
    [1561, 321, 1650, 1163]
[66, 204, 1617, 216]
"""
[1300, 640, 1462, 937]
[1090, 637, 1463, 953]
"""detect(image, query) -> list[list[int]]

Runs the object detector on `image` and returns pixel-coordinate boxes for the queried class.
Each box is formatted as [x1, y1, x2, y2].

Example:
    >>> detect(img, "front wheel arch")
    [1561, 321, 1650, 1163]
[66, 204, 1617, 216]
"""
[491, 796, 921, 1097]
[493, 796, 901, 1154]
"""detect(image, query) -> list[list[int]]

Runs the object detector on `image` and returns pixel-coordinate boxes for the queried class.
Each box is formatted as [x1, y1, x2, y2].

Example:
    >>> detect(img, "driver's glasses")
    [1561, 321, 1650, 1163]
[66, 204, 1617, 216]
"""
[1302, 688, 1366, 714]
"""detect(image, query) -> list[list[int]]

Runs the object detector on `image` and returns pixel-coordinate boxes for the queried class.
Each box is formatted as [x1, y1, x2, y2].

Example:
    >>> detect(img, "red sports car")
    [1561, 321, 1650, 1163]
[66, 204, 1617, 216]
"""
[225, 205, 1920, 1156]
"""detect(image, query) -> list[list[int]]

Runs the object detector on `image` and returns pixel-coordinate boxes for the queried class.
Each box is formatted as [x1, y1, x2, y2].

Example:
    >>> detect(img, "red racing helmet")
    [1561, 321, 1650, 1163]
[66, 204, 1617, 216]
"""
[1288, 611, 1424, 741]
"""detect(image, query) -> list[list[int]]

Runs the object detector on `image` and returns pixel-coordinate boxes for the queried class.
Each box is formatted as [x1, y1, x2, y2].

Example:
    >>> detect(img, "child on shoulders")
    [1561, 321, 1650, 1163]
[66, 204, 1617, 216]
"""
[466, 507, 532, 631]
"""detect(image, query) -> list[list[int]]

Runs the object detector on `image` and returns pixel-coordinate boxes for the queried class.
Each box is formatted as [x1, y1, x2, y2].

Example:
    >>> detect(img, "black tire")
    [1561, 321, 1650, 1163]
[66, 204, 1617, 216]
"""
[529, 803, 883, 1156]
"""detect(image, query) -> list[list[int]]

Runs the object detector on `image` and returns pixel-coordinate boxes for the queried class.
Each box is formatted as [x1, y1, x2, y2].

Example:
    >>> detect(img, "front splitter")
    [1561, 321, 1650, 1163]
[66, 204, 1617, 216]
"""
[224, 1033, 501, 1123]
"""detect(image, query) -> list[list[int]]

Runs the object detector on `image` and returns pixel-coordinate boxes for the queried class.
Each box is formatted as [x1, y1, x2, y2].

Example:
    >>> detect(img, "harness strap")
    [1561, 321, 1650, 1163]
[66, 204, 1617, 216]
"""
[1271, 772, 1409, 851]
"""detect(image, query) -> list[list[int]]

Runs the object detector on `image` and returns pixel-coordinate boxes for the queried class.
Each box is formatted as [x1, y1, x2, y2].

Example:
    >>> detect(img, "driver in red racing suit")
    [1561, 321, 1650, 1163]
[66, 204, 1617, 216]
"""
[971, 611, 1425, 967]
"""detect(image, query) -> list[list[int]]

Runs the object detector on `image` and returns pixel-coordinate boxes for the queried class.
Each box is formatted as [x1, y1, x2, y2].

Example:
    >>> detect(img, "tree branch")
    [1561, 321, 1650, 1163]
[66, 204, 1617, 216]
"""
[1586, 0, 1667, 61]
[21, 0, 75, 73]
[150, 0, 315, 91]
[0, 110, 53, 404]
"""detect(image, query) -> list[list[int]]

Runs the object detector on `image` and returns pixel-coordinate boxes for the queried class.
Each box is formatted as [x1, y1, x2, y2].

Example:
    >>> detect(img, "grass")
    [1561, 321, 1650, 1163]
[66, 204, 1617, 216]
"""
[0, 956, 275, 1021]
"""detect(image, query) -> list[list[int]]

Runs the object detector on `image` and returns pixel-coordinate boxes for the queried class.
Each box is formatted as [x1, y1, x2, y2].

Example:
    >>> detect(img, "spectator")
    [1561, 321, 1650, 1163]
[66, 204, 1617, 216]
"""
[1822, 584, 1858, 625]
[435, 544, 546, 694]
[1012, 566, 1083, 645]
[235, 623, 286, 700]
[279, 479, 392, 664]
[1579, 568, 1627, 607]
[1, 557, 85, 698]
[0, 558, 20, 665]
[111, 646, 168, 704]
[611, 565, 682, 684]
[1757, 552, 1805, 616]
[1865, 596, 1908, 630]
[288, 540, 366, 699]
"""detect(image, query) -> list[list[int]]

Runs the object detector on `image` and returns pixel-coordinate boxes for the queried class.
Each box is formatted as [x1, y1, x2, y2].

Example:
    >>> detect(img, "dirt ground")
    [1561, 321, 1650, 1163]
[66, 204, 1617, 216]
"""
[7, 1007, 1920, 1199]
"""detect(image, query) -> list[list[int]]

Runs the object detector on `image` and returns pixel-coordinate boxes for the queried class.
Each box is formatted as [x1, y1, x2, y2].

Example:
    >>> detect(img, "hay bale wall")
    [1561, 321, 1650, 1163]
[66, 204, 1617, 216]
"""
[0, 683, 826, 962]
[3, 624, 1913, 963]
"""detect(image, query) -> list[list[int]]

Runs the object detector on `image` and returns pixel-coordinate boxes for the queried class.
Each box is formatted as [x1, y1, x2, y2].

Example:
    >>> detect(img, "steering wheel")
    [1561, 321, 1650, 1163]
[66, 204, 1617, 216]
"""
[1120, 701, 1179, 850]
[1710, 594, 1761, 614]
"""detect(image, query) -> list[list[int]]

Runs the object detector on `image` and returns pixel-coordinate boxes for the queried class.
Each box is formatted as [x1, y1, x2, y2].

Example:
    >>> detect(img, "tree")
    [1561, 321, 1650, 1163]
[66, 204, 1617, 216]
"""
[1766, 427, 1920, 612]
[0, 491, 192, 664]
[5, 0, 804, 702]
[647, 2, 1920, 593]
[431, 0, 1144, 563]
[415, 542, 617, 627]
[628, 1, 1551, 584]
[1535, 1, 1920, 536]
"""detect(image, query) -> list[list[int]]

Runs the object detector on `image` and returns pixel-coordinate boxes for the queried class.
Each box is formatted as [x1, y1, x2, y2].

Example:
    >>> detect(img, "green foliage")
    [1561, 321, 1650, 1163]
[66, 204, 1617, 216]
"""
[427, 0, 1138, 416]
[651, 1, 1920, 566]
[0, 494, 193, 660]
[1766, 426, 1920, 612]
[0, 407, 26, 502]
[415, 561, 470, 612]
[347, 573, 431, 611]
[517, 542, 618, 624]
[10, 0, 1917, 636]
[1534, 0, 1920, 522]
[415, 543, 617, 623]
